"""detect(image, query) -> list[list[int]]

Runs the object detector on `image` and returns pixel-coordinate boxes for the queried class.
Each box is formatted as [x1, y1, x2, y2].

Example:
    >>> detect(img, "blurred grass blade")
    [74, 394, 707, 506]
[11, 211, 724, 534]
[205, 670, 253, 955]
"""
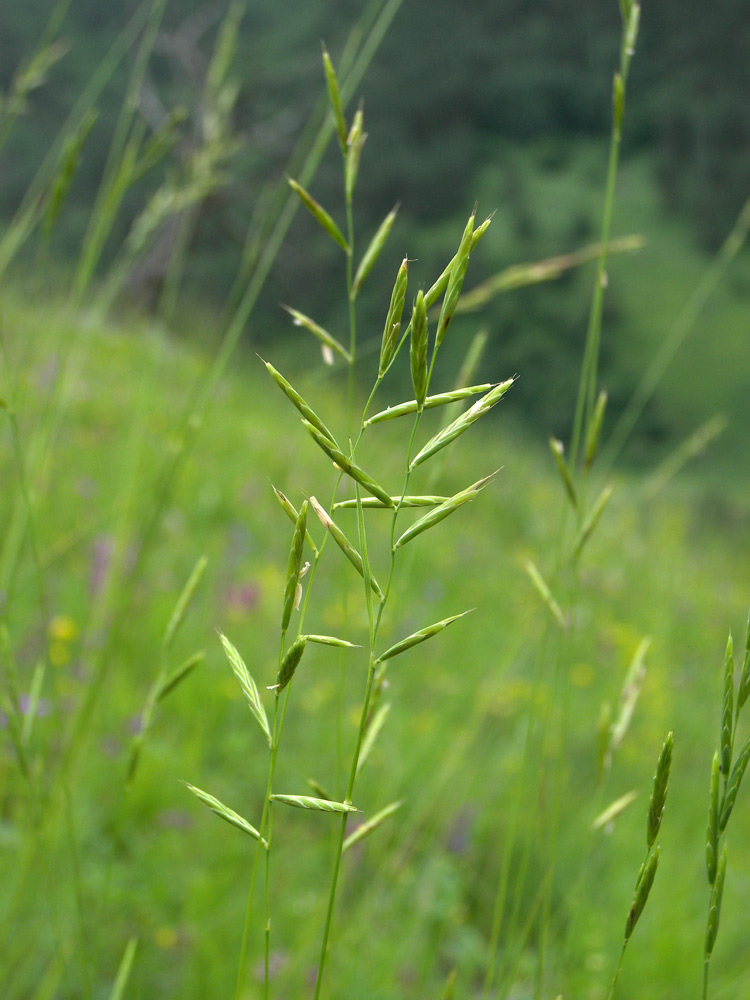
[609, 637, 650, 756]
[572, 484, 613, 560]
[343, 800, 403, 851]
[592, 790, 638, 831]
[21, 660, 45, 746]
[358, 702, 391, 772]
[183, 781, 266, 844]
[643, 414, 728, 499]
[523, 559, 566, 629]
[108, 937, 138, 1000]
[163, 555, 208, 651]
[219, 632, 272, 747]
[455, 235, 644, 313]
[283, 307, 351, 363]
[156, 651, 204, 703]
[43, 109, 99, 240]
[549, 438, 578, 510]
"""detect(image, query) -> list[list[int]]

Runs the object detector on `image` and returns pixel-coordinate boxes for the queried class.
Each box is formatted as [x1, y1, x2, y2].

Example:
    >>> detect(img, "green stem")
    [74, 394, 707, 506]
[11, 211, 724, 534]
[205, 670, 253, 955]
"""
[607, 940, 628, 1000]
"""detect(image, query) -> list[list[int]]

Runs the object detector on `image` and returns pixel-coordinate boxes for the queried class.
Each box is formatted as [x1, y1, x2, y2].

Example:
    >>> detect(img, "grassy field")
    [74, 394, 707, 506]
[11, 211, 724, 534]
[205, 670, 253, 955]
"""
[1, 281, 749, 999]
[2, 4, 750, 998]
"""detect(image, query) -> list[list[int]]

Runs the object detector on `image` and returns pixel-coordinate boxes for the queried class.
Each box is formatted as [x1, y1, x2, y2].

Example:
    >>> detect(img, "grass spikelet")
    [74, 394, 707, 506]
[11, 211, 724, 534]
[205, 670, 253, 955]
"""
[321, 45, 347, 152]
[287, 176, 348, 251]
[365, 384, 493, 426]
[378, 256, 408, 376]
[647, 731, 673, 849]
[549, 438, 578, 510]
[435, 208, 476, 350]
[309, 496, 385, 598]
[264, 361, 338, 444]
[345, 105, 365, 202]
[705, 845, 727, 959]
[282, 501, 308, 633]
[585, 389, 608, 469]
[393, 474, 495, 550]
[523, 558, 566, 629]
[410, 378, 514, 469]
[342, 800, 404, 851]
[183, 781, 267, 845]
[424, 215, 492, 309]
[163, 555, 208, 651]
[624, 846, 659, 942]
[720, 632, 734, 775]
[219, 632, 272, 747]
[271, 636, 307, 693]
[302, 424, 394, 507]
[156, 651, 205, 702]
[410, 290, 428, 406]
[334, 495, 449, 510]
[354, 204, 398, 294]
[737, 609, 750, 709]
[377, 611, 471, 662]
[271, 794, 357, 813]
[282, 306, 351, 363]
[707, 751, 720, 884]
[719, 735, 750, 832]
[272, 487, 319, 555]
[305, 635, 360, 649]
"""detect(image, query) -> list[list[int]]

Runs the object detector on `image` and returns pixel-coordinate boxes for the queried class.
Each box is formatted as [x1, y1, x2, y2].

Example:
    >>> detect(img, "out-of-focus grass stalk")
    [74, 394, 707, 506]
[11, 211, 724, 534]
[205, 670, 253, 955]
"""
[599, 196, 750, 473]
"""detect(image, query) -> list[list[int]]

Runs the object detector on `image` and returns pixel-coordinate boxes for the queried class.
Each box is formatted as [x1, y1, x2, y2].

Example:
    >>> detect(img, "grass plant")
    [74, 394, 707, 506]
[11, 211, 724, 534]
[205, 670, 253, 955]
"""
[1, 2, 749, 999]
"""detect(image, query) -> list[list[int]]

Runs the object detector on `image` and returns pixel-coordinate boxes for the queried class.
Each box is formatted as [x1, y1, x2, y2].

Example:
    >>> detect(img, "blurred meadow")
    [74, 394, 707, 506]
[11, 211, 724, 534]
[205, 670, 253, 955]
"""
[1, 2, 749, 1000]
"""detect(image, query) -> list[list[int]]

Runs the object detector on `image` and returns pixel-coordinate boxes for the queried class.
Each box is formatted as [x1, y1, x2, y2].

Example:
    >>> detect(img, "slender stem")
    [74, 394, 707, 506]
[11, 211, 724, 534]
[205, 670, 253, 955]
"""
[607, 941, 628, 1000]
[346, 199, 357, 433]
[569, 6, 639, 469]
